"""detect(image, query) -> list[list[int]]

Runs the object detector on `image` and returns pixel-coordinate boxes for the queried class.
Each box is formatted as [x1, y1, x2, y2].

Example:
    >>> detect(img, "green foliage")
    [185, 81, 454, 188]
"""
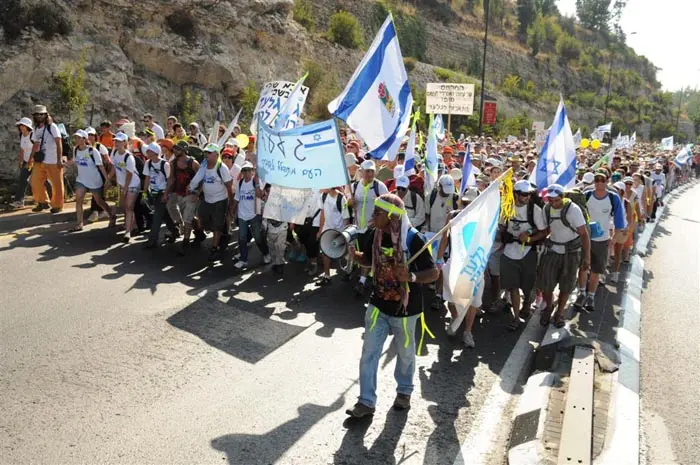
[420, 0, 455, 24]
[403, 57, 417, 72]
[541, 15, 562, 47]
[539, 0, 559, 16]
[575, 0, 612, 32]
[517, 0, 538, 36]
[372, 2, 427, 60]
[326, 11, 363, 49]
[570, 91, 600, 108]
[307, 73, 341, 121]
[180, 88, 202, 125]
[2, 0, 72, 42]
[293, 0, 314, 31]
[556, 34, 582, 63]
[302, 58, 325, 92]
[53, 49, 89, 127]
[166, 9, 198, 42]
[239, 81, 260, 132]
[497, 111, 533, 138]
[526, 16, 545, 57]
[466, 53, 482, 76]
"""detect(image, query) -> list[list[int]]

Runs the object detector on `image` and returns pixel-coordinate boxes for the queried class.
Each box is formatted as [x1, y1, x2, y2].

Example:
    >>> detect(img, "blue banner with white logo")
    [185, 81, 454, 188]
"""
[256, 118, 349, 189]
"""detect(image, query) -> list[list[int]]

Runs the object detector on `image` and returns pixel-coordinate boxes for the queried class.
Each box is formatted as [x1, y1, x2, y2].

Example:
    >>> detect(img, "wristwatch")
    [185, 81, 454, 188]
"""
[409, 272, 417, 283]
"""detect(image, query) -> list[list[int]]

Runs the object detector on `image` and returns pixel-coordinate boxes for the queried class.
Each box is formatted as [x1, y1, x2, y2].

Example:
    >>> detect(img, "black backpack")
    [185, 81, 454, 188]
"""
[428, 189, 458, 211]
[125, 152, 146, 184]
[147, 159, 167, 178]
[321, 192, 344, 214]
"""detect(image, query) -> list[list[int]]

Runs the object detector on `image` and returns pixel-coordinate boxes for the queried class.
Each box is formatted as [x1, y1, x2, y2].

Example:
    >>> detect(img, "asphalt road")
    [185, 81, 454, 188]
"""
[640, 181, 700, 465]
[0, 220, 531, 464]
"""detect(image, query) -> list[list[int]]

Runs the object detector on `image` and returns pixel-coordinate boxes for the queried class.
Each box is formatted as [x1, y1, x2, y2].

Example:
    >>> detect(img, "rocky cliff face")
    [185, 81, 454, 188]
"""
[0, 0, 605, 186]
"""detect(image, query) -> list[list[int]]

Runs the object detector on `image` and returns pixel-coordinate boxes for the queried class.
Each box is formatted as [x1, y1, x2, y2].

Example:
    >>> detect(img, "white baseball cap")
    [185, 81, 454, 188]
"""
[345, 153, 358, 167]
[85, 126, 97, 136]
[114, 132, 128, 142]
[393, 165, 405, 179]
[360, 159, 376, 171]
[145, 142, 161, 156]
[582, 172, 595, 184]
[438, 174, 455, 195]
[15, 117, 33, 130]
[204, 143, 221, 153]
[462, 187, 479, 202]
[396, 176, 410, 189]
[73, 129, 88, 139]
[545, 183, 565, 198]
[513, 179, 534, 193]
[241, 161, 254, 170]
[613, 181, 626, 191]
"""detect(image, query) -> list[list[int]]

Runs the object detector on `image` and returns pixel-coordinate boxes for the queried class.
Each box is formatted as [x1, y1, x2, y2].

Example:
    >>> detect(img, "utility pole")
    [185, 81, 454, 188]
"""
[676, 87, 684, 134]
[477, 0, 490, 136]
[603, 51, 614, 123]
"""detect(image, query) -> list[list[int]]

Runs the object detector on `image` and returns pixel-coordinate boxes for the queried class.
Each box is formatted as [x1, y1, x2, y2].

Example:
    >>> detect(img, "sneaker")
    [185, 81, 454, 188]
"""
[98, 211, 110, 220]
[11, 201, 24, 209]
[345, 402, 375, 418]
[462, 331, 476, 348]
[121, 235, 130, 244]
[233, 253, 241, 260]
[609, 271, 619, 284]
[393, 394, 411, 410]
[583, 294, 595, 312]
[32, 203, 49, 212]
[87, 211, 99, 223]
[574, 292, 586, 309]
[234, 260, 248, 270]
[307, 262, 318, 276]
[50, 207, 62, 214]
[263, 254, 272, 265]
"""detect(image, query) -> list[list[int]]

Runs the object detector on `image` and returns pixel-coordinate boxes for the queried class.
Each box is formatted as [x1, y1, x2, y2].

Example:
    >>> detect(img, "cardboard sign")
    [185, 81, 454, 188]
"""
[426, 83, 475, 115]
[263, 185, 314, 224]
[250, 81, 309, 135]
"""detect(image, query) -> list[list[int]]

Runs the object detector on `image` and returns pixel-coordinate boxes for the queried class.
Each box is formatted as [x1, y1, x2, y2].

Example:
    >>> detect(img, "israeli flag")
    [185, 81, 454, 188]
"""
[573, 128, 582, 148]
[630, 131, 636, 147]
[460, 144, 476, 194]
[673, 144, 693, 167]
[328, 15, 413, 160]
[662, 136, 674, 151]
[530, 98, 577, 191]
[273, 73, 308, 131]
[424, 114, 439, 195]
[446, 178, 501, 309]
[433, 114, 446, 141]
[596, 122, 612, 135]
[404, 117, 418, 175]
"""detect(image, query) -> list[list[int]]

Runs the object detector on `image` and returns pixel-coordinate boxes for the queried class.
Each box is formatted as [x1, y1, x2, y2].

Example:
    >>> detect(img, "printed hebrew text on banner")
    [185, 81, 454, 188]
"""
[425, 83, 475, 115]
[263, 185, 314, 224]
[250, 81, 310, 135]
[256, 118, 349, 189]
[447, 179, 501, 308]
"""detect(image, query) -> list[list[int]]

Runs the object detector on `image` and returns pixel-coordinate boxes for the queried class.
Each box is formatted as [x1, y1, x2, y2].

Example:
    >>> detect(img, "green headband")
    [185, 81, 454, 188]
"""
[374, 198, 406, 217]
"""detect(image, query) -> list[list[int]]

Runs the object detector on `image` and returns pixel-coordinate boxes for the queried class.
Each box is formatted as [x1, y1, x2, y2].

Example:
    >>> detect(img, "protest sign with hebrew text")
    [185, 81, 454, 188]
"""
[426, 83, 474, 115]
[250, 80, 309, 135]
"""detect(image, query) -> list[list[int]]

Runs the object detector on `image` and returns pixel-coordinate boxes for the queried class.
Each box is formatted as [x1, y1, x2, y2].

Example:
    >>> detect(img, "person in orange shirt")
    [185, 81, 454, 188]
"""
[98, 120, 115, 149]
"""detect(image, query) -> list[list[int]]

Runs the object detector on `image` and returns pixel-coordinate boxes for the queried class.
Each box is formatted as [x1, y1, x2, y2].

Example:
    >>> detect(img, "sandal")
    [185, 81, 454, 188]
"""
[552, 312, 566, 328]
[68, 225, 83, 232]
[539, 308, 552, 327]
[507, 317, 521, 331]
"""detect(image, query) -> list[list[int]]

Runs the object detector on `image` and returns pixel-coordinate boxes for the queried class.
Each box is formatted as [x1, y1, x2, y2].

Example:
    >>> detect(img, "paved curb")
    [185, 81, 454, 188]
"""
[507, 371, 559, 465]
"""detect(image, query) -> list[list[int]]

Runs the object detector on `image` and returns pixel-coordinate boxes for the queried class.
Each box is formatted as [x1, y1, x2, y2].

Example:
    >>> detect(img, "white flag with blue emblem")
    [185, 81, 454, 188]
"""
[529, 98, 577, 191]
[661, 136, 674, 151]
[433, 114, 446, 141]
[447, 178, 501, 307]
[327, 15, 413, 160]
[596, 122, 612, 135]
[673, 144, 693, 167]
[404, 117, 418, 175]
[424, 114, 439, 195]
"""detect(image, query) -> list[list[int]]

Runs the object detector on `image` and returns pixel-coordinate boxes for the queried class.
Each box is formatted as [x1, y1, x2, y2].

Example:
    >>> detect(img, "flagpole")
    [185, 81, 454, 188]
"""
[406, 168, 512, 265]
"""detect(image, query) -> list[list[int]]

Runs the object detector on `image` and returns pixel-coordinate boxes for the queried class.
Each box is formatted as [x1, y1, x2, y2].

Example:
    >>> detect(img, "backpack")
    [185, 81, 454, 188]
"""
[428, 189, 458, 211]
[321, 192, 344, 214]
[544, 198, 582, 235]
[60, 130, 71, 159]
[125, 152, 146, 183]
[238, 177, 258, 192]
[147, 159, 167, 178]
[584, 189, 616, 220]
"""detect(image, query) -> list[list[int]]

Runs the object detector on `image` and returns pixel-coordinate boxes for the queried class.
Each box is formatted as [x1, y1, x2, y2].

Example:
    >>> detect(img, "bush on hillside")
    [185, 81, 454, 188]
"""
[403, 57, 417, 72]
[307, 73, 341, 121]
[541, 16, 562, 47]
[239, 81, 260, 132]
[326, 11, 363, 49]
[2, 0, 72, 42]
[556, 34, 582, 63]
[1, 0, 27, 42]
[293, 0, 314, 31]
[166, 9, 198, 42]
[526, 17, 545, 57]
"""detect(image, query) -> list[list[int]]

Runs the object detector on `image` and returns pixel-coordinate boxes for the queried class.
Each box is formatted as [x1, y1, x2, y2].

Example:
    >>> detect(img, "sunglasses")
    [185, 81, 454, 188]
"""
[517, 192, 531, 196]
[396, 187, 407, 191]
[594, 178, 607, 183]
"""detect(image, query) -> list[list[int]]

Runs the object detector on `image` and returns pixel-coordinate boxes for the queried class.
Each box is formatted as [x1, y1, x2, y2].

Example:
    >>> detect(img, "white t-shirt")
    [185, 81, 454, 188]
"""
[634, 184, 645, 215]
[190, 163, 232, 204]
[320, 192, 350, 232]
[235, 179, 259, 221]
[74, 146, 104, 189]
[542, 202, 586, 254]
[307, 191, 323, 227]
[229, 164, 241, 192]
[20, 133, 33, 162]
[150, 123, 165, 140]
[352, 179, 388, 232]
[427, 190, 457, 233]
[31, 123, 61, 164]
[112, 151, 141, 188]
[95, 142, 109, 157]
[502, 203, 546, 260]
[143, 158, 170, 192]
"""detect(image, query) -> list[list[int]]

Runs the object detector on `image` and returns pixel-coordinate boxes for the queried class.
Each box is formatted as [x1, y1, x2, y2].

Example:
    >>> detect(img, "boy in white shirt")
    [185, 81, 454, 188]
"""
[318, 187, 351, 285]
[143, 142, 177, 249]
[231, 161, 270, 269]
[108, 132, 142, 243]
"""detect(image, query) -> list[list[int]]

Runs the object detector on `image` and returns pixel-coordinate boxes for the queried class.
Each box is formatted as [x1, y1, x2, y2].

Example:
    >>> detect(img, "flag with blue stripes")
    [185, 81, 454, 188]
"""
[404, 114, 418, 175]
[273, 73, 309, 131]
[460, 144, 475, 194]
[327, 14, 413, 160]
[433, 114, 446, 141]
[661, 136, 674, 151]
[529, 98, 577, 191]
[673, 144, 693, 167]
[424, 114, 439, 195]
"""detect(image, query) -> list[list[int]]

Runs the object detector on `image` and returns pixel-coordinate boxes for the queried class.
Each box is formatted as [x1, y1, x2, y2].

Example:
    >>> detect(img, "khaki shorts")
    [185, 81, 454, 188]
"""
[169, 194, 198, 224]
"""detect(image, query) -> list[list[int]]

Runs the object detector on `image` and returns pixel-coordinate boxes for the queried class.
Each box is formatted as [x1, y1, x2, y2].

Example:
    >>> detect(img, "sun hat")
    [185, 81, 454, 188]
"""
[204, 143, 221, 153]
[360, 159, 376, 171]
[113, 132, 128, 142]
[145, 142, 162, 156]
[582, 172, 595, 184]
[32, 104, 48, 115]
[514, 179, 535, 193]
[73, 129, 88, 139]
[15, 117, 33, 130]
[241, 161, 254, 170]
[462, 187, 479, 202]
[438, 174, 455, 195]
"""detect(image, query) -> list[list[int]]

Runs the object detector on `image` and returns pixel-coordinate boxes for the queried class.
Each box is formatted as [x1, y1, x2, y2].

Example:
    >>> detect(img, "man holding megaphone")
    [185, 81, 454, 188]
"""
[342, 193, 439, 418]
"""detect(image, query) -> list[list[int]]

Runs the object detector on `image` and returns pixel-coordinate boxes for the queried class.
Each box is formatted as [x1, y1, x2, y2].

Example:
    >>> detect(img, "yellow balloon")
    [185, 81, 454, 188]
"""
[580, 138, 590, 148]
[235, 134, 250, 149]
[591, 139, 601, 150]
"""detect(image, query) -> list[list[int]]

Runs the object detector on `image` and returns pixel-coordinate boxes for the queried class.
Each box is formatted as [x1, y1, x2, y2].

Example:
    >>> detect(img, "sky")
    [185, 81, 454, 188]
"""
[557, 0, 700, 91]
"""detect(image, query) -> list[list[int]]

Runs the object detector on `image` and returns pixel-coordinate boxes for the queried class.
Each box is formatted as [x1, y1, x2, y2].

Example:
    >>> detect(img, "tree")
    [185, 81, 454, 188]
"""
[556, 34, 582, 63]
[526, 16, 545, 57]
[538, 0, 558, 16]
[575, 0, 611, 31]
[53, 49, 90, 127]
[517, 0, 537, 36]
[326, 11, 363, 49]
